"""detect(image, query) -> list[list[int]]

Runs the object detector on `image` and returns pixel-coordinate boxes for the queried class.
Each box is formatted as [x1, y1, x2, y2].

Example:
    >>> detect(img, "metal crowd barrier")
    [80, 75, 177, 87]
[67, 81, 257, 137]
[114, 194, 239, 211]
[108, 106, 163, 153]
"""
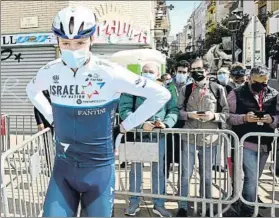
[0, 114, 37, 153]
[1, 128, 55, 217]
[239, 132, 279, 217]
[1, 113, 11, 152]
[8, 115, 37, 146]
[115, 128, 240, 217]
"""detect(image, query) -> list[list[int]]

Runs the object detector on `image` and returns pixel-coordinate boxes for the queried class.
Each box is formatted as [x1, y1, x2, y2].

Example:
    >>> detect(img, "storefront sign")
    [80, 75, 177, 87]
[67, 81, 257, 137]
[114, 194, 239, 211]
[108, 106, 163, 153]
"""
[1, 33, 57, 46]
[1, 20, 150, 46]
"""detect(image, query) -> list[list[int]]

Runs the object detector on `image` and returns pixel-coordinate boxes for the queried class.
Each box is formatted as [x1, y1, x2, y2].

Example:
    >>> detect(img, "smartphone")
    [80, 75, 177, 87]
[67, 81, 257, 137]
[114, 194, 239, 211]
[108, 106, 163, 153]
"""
[197, 111, 206, 115]
[254, 111, 265, 118]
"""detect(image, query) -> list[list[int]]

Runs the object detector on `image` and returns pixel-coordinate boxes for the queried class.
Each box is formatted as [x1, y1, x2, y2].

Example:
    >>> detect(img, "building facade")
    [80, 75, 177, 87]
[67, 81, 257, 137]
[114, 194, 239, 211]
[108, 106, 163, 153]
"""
[1, 0, 158, 131]
[193, 2, 207, 42]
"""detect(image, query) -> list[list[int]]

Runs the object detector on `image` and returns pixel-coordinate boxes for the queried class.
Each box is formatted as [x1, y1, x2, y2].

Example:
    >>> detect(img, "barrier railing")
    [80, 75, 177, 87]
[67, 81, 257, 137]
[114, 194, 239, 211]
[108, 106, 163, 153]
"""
[239, 132, 279, 217]
[1, 128, 55, 217]
[8, 115, 37, 146]
[115, 128, 240, 217]
[1, 113, 11, 152]
[1, 126, 278, 217]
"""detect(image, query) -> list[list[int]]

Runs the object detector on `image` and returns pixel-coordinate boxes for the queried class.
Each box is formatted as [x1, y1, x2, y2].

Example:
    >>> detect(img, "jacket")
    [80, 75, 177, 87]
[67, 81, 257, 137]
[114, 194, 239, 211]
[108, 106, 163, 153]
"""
[178, 81, 229, 146]
[119, 83, 179, 129]
[230, 83, 278, 148]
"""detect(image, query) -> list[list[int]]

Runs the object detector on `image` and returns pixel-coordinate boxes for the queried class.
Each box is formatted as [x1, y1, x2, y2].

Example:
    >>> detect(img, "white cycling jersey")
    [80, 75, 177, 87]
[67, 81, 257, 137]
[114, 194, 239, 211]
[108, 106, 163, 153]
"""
[26, 54, 170, 167]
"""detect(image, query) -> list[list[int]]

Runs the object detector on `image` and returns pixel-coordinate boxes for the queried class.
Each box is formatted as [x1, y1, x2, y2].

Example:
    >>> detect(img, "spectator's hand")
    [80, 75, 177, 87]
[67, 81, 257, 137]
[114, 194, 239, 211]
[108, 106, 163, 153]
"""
[154, 120, 166, 129]
[37, 124, 45, 131]
[260, 114, 273, 124]
[188, 111, 200, 120]
[244, 112, 259, 123]
[199, 111, 215, 122]
[143, 121, 155, 131]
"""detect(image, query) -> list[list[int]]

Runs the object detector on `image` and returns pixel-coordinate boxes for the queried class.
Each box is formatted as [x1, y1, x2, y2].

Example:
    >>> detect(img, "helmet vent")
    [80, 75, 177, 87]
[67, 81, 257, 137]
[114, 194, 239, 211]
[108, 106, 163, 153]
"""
[78, 22, 85, 34]
[69, 16, 74, 34]
[60, 22, 65, 35]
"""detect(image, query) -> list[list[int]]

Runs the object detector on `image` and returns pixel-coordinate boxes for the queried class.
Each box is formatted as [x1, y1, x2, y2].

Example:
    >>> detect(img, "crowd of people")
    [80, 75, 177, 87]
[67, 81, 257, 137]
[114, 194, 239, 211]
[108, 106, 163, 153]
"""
[117, 59, 278, 217]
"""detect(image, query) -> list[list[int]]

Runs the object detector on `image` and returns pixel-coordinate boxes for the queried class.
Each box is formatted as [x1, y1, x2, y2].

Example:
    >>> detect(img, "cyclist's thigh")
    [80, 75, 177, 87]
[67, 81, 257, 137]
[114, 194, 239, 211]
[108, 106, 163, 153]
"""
[81, 164, 115, 217]
[43, 160, 80, 217]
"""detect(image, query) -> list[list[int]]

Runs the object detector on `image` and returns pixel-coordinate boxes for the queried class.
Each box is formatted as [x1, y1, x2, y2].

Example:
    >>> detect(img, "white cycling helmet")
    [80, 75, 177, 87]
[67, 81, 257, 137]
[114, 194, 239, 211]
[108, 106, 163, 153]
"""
[52, 6, 96, 39]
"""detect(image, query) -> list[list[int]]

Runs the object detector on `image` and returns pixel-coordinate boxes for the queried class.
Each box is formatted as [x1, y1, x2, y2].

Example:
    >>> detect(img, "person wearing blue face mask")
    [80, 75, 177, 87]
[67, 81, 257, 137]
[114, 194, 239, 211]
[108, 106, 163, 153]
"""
[25, 6, 171, 217]
[141, 63, 159, 81]
[216, 67, 233, 96]
[119, 63, 178, 217]
[174, 61, 192, 94]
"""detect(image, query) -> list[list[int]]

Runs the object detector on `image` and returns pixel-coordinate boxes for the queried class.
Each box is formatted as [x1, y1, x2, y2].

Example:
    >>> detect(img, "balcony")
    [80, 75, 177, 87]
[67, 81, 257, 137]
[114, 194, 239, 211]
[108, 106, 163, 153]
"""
[154, 2, 171, 38]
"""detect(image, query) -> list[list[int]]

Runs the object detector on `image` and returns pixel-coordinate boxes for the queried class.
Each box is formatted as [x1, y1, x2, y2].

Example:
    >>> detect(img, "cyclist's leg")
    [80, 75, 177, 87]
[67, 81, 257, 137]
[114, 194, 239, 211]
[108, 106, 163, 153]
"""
[81, 163, 115, 217]
[43, 160, 80, 217]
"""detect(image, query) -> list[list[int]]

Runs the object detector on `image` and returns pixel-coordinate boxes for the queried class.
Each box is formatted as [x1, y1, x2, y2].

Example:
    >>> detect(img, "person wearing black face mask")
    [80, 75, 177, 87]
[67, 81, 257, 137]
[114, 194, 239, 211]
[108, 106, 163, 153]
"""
[227, 66, 279, 217]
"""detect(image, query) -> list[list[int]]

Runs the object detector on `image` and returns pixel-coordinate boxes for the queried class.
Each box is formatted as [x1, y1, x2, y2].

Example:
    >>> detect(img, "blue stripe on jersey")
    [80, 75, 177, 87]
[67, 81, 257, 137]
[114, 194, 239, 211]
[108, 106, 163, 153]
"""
[52, 100, 118, 167]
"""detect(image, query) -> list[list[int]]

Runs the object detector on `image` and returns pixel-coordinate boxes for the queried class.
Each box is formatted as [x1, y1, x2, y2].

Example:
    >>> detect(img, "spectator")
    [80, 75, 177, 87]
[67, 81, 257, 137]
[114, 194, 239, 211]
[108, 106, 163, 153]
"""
[176, 58, 229, 217]
[119, 62, 178, 217]
[216, 67, 233, 96]
[173, 60, 192, 94]
[162, 73, 178, 103]
[227, 62, 247, 90]
[227, 65, 279, 217]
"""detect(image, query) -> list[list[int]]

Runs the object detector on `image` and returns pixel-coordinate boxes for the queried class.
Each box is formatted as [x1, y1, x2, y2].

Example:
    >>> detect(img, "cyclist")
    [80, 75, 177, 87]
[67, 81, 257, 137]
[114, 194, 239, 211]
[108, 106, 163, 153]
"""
[26, 6, 171, 217]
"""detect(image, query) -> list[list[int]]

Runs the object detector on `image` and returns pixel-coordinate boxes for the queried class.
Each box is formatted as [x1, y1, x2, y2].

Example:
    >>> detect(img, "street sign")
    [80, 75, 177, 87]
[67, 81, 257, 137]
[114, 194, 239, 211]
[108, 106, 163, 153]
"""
[243, 16, 266, 67]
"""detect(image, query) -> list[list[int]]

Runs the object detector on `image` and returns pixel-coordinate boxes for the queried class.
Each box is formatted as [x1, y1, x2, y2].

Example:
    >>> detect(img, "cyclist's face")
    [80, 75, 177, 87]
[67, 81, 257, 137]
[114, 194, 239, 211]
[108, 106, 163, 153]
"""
[58, 37, 91, 51]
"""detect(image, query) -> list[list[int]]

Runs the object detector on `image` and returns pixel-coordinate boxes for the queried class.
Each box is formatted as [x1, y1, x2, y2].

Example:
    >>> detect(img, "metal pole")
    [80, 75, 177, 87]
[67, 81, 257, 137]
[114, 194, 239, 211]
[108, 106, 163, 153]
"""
[251, 15, 255, 68]
[232, 32, 236, 63]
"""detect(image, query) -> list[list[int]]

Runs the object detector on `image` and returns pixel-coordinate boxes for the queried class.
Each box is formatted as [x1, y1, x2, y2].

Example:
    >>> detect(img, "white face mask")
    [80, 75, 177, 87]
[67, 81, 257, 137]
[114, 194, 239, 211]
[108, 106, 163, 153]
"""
[176, 73, 186, 83]
[60, 48, 90, 68]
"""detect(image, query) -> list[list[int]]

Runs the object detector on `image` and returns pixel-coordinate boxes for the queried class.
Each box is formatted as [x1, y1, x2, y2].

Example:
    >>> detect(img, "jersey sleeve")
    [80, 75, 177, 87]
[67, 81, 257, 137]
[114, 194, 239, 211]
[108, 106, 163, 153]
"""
[26, 67, 53, 125]
[112, 65, 171, 131]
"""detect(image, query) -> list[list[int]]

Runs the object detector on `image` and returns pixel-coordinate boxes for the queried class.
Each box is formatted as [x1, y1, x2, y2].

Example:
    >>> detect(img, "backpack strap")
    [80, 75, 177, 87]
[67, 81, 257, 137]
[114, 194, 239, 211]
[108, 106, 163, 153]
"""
[209, 81, 222, 113]
[184, 83, 194, 110]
